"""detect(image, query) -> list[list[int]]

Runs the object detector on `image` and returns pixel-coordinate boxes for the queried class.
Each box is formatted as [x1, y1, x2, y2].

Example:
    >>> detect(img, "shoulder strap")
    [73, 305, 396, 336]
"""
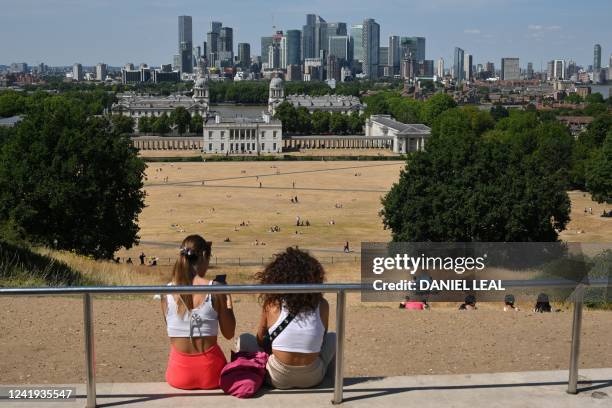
[269, 313, 295, 343]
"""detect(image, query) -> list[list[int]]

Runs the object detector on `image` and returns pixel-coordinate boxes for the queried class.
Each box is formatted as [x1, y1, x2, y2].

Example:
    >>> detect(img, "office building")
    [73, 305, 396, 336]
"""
[362, 18, 380, 79]
[95, 63, 107, 81]
[9, 62, 28, 73]
[319, 22, 347, 56]
[400, 37, 426, 61]
[501, 57, 519, 80]
[238, 43, 251, 68]
[553, 59, 565, 80]
[178, 15, 193, 73]
[281, 30, 301, 68]
[72, 63, 83, 81]
[286, 64, 302, 81]
[302, 14, 317, 60]
[437, 57, 444, 77]
[218, 26, 234, 66]
[389, 36, 401, 76]
[464, 54, 473, 81]
[351, 24, 363, 62]
[328, 35, 351, 63]
[453, 47, 464, 81]
[261, 37, 273, 65]
[594, 44, 602, 71]
[526, 62, 533, 80]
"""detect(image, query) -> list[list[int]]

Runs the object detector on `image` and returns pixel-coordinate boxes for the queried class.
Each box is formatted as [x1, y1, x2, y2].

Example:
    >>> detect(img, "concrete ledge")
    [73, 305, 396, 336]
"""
[1, 368, 610, 407]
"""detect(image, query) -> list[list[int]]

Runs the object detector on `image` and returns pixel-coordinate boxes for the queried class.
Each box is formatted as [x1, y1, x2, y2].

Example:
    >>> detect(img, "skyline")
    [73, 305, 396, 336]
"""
[1, 0, 611, 69]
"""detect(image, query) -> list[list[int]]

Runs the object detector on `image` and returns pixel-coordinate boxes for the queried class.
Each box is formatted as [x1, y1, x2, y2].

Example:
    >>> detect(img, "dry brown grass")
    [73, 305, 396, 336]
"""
[37, 162, 611, 289]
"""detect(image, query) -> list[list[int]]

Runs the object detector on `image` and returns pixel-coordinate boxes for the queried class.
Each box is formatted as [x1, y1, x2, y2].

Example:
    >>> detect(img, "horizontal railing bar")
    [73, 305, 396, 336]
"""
[0, 279, 607, 296]
[0, 283, 363, 296]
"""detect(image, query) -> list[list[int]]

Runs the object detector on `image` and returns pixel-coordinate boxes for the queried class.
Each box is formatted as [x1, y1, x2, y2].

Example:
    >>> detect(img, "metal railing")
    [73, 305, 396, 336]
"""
[0, 279, 608, 407]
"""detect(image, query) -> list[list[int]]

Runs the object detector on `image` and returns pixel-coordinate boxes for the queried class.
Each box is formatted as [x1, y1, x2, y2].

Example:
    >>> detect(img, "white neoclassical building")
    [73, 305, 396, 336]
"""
[202, 112, 283, 155]
[365, 115, 431, 153]
[112, 73, 210, 131]
[268, 77, 365, 115]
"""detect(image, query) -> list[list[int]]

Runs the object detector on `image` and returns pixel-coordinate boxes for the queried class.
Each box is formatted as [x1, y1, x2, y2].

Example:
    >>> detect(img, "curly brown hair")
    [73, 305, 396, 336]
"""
[255, 247, 325, 315]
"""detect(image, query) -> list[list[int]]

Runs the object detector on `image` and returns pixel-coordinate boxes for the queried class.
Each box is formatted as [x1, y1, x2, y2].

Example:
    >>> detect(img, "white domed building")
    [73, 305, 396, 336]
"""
[267, 76, 365, 116]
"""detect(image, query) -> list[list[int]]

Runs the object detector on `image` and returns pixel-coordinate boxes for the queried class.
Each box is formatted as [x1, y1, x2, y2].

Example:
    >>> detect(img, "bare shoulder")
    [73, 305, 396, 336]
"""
[319, 297, 330, 314]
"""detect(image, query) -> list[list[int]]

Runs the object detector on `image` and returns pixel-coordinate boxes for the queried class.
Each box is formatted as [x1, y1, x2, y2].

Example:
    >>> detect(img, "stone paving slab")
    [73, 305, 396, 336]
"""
[1, 368, 610, 407]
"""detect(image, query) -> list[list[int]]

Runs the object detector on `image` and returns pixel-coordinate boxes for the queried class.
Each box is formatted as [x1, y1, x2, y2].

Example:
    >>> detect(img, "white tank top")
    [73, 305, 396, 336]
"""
[165, 281, 218, 338]
[268, 303, 325, 353]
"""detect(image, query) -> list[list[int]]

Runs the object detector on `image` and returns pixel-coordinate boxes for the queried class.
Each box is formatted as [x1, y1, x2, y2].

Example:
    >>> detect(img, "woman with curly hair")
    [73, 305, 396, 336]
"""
[237, 247, 336, 389]
[161, 234, 236, 389]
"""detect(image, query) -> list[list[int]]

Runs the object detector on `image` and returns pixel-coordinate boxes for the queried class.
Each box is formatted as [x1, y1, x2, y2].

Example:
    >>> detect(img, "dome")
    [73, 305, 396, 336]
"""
[269, 77, 284, 89]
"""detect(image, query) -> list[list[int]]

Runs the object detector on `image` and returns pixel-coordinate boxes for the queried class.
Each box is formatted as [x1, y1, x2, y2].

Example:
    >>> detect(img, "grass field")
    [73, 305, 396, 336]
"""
[110, 160, 612, 286]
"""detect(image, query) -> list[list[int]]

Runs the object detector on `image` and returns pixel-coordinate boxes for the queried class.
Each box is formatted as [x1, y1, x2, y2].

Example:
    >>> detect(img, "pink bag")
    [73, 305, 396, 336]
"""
[220, 351, 268, 398]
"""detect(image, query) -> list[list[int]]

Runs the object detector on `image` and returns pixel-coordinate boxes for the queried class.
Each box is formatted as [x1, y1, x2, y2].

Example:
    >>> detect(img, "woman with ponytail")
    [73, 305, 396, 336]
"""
[161, 234, 236, 389]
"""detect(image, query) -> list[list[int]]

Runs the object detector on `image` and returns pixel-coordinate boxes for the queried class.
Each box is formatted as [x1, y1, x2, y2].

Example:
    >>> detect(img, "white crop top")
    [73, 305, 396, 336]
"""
[165, 282, 219, 338]
[268, 304, 325, 353]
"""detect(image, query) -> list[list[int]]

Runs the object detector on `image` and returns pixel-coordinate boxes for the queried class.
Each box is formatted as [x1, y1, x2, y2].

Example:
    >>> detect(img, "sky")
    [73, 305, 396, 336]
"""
[1, 0, 610, 69]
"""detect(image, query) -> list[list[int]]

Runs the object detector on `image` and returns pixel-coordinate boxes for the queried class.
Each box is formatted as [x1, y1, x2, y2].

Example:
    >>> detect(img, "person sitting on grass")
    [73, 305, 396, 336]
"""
[503, 294, 519, 312]
[534, 293, 552, 313]
[236, 247, 336, 389]
[459, 295, 477, 310]
[161, 234, 236, 390]
[399, 296, 426, 310]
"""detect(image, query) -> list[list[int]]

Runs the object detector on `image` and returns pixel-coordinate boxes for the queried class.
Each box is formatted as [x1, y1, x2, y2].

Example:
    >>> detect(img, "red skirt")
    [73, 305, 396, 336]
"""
[165, 344, 227, 390]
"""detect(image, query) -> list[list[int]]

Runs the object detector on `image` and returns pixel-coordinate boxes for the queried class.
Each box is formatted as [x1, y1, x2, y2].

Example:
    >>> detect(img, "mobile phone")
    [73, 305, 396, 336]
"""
[214, 274, 227, 284]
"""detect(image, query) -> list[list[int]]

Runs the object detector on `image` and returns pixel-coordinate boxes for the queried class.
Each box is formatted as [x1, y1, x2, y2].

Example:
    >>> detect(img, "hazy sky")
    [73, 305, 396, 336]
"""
[1, 0, 610, 69]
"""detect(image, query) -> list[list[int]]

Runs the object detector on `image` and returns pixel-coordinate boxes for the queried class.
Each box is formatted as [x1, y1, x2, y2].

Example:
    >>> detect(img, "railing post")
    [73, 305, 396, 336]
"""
[83, 293, 96, 407]
[567, 284, 585, 394]
[333, 289, 346, 404]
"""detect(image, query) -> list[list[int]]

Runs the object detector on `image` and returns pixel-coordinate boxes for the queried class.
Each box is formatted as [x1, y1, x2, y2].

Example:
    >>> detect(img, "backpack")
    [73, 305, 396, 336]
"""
[220, 351, 268, 398]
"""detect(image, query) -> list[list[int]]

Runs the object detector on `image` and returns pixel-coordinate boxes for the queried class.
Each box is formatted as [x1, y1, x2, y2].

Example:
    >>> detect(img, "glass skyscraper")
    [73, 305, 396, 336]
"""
[178, 15, 193, 73]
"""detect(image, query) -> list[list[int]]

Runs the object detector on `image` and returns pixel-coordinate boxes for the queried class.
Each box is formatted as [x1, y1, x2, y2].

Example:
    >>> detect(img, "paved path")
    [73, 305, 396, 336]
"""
[1, 368, 610, 407]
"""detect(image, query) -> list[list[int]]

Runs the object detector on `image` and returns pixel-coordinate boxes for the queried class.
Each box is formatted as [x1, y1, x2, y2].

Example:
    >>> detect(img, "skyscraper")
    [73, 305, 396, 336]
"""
[526, 62, 533, 80]
[328, 35, 351, 63]
[388, 36, 400, 76]
[350, 25, 363, 63]
[72, 63, 83, 81]
[302, 14, 317, 60]
[218, 26, 234, 66]
[178, 15, 193, 73]
[501, 58, 519, 80]
[362, 18, 380, 79]
[96, 63, 107, 81]
[437, 57, 444, 77]
[238, 43, 251, 68]
[453, 47, 464, 81]
[594, 44, 602, 71]
[261, 36, 273, 65]
[281, 30, 302, 68]
[319, 22, 347, 56]
[399, 37, 426, 61]
[464, 54, 473, 81]
[553, 59, 565, 80]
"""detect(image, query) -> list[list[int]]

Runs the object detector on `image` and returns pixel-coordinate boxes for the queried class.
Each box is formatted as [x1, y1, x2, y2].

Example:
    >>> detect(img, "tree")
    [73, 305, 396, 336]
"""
[170, 106, 192, 135]
[585, 131, 612, 203]
[490, 103, 509, 121]
[138, 116, 152, 134]
[295, 107, 312, 134]
[381, 109, 570, 242]
[564, 93, 583, 104]
[110, 114, 134, 134]
[274, 101, 298, 133]
[311, 111, 331, 134]
[348, 112, 364, 134]
[419, 93, 457, 125]
[0, 96, 146, 259]
[0, 91, 26, 118]
[330, 112, 348, 135]
[190, 113, 203, 134]
[153, 113, 171, 135]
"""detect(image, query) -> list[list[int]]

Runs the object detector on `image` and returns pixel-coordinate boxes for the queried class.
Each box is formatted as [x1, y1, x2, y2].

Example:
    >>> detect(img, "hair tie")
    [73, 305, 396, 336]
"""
[180, 246, 198, 260]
